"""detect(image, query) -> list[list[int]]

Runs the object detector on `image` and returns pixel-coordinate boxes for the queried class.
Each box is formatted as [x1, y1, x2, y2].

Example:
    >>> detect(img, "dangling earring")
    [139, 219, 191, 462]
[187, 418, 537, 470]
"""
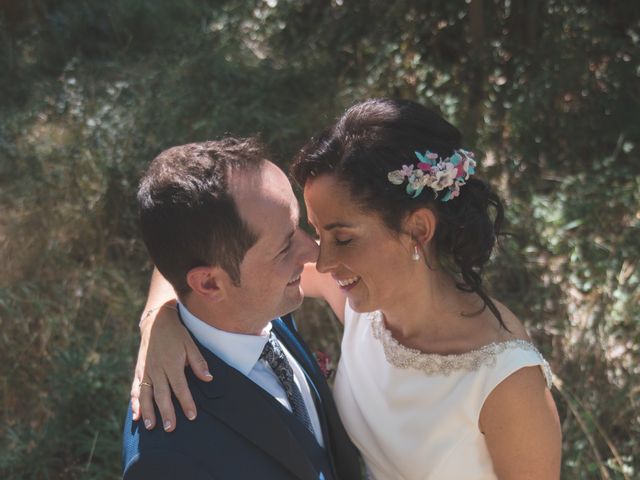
[412, 245, 421, 261]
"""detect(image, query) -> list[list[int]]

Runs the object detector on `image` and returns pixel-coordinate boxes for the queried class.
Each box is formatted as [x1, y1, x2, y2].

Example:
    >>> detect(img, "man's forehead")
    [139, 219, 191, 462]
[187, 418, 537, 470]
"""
[229, 160, 287, 195]
[251, 195, 300, 238]
[230, 163, 298, 242]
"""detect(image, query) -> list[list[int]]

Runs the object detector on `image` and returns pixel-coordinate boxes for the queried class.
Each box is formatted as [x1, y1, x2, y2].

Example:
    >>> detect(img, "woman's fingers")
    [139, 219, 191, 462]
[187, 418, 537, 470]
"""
[163, 336, 212, 420]
[131, 340, 150, 423]
[131, 304, 213, 430]
[131, 396, 141, 421]
[186, 339, 213, 383]
[138, 377, 157, 430]
[152, 374, 176, 432]
[130, 374, 142, 420]
[166, 367, 197, 421]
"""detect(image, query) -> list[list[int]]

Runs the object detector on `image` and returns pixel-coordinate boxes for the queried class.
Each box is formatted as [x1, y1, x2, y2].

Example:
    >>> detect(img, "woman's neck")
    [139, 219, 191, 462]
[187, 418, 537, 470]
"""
[380, 268, 480, 348]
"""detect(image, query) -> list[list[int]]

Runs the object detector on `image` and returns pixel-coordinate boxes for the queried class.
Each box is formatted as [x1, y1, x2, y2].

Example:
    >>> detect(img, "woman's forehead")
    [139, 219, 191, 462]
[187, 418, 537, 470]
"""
[304, 175, 388, 230]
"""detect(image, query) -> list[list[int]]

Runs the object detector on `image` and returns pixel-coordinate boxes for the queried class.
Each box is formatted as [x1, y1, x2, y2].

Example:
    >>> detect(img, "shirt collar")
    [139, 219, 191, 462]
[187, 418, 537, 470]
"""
[178, 303, 271, 376]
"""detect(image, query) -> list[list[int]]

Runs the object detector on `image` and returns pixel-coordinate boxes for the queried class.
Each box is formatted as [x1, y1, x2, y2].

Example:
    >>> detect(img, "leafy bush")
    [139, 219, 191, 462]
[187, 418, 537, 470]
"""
[1, 1, 638, 478]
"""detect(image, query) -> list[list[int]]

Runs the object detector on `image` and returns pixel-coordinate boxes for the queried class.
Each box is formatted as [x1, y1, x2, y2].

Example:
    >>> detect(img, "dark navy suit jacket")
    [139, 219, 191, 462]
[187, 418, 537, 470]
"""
[122, 315, 361, 480]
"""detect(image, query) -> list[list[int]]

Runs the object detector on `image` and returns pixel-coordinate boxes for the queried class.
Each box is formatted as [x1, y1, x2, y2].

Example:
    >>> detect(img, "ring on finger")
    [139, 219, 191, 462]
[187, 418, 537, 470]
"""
[139, 380, 153, 388]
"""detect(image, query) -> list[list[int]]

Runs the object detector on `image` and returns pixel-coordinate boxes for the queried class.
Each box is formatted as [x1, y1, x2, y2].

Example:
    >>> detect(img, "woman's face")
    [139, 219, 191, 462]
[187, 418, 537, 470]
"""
[304, 174, 416, 313]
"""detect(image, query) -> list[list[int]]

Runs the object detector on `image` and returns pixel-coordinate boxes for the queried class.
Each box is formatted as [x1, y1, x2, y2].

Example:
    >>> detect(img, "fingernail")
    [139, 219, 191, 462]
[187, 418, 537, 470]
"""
[144, 418, 152, 429]
[187, 411, 196, 420]
[204, 370, 213, 378]
[163, 420, 172, 431]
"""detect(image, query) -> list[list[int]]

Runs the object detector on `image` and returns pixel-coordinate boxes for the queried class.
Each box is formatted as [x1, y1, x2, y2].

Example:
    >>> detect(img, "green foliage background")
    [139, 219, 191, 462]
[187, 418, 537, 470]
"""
[0, 1, 638, 478]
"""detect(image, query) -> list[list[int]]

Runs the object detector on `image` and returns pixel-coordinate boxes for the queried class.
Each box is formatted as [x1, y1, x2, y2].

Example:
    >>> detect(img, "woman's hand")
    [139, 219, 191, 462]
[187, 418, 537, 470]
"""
[130, 304, 213, 431]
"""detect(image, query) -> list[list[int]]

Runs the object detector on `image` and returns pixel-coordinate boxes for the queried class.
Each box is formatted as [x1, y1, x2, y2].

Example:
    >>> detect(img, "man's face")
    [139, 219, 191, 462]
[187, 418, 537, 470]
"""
[227, 161, 318, 331]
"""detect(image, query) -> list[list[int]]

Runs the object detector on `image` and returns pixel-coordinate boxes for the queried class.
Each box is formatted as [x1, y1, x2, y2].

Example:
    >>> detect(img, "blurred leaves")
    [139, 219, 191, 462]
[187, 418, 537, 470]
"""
[1, 0, 639, 478]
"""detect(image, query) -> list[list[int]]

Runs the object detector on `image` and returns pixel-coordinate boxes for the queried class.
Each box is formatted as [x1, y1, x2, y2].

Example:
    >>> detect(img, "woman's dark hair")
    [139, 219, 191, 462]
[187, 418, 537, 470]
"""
[291, 98, 506, 328]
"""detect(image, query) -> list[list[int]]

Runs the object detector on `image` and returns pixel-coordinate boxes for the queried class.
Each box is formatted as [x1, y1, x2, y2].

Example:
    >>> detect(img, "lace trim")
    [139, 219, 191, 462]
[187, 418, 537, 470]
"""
[369, 311, 553, 387]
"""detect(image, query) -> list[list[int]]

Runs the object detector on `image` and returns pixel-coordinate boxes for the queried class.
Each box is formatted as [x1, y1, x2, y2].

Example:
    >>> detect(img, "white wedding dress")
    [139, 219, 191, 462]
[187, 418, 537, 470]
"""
[333, 303, 553, 480]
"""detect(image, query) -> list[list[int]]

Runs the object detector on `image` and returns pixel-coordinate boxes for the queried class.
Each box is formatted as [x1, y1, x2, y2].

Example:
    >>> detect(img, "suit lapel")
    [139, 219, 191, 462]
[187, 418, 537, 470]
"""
[188, 335, 319, 480]
[272, 318, 326, 391]
[273, 317, 363, 480]
[272, 319, 337, 468]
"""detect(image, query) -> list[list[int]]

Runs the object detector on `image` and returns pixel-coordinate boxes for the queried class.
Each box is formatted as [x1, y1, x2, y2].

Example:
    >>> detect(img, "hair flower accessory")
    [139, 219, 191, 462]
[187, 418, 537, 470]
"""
[387, 149, 476, 201]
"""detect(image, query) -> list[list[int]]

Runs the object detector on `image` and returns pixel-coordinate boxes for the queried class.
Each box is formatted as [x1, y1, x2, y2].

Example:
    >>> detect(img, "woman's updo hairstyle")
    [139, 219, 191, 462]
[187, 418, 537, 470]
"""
[291, 98, 506, 328]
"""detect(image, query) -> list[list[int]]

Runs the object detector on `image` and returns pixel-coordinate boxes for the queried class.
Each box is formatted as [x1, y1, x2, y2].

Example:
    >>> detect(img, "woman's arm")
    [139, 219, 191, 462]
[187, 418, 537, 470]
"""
[131, 268, 212, 432]
[139, 268, 179, 329]
[480, 366, 562, 479]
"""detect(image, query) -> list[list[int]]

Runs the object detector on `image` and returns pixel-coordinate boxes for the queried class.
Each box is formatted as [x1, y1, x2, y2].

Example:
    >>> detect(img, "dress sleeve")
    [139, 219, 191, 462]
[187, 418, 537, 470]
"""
[478, 345, 553, 414]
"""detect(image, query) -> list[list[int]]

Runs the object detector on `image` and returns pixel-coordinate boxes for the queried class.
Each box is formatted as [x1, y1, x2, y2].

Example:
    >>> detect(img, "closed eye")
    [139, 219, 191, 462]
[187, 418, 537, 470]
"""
[335, 238, 351, 246]
[279, 243, 292, 255]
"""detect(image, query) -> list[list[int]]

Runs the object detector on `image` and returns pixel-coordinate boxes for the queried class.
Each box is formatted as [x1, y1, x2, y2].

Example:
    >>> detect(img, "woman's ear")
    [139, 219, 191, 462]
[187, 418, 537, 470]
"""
[186, 266, 228, 302]
[404, 207, 437, 246]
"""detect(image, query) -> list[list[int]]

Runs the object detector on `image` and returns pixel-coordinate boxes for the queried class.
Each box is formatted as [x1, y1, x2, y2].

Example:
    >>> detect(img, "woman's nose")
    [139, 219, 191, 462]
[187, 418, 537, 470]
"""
[297, 230, 319, 265]
[315, 242, 336, 274]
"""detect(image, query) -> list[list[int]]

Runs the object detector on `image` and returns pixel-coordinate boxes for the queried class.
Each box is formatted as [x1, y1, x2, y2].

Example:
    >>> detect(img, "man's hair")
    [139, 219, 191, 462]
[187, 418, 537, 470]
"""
[137, 138, 265, 295]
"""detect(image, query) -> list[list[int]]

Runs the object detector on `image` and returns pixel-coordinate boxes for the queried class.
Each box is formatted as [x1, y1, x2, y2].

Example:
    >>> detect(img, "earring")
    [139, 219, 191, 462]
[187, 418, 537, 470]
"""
[412, 245, 421, 261]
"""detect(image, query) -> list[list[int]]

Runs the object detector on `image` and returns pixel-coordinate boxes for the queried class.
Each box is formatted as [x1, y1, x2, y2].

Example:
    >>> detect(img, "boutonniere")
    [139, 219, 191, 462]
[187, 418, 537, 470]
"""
[314, 351, 334, 380]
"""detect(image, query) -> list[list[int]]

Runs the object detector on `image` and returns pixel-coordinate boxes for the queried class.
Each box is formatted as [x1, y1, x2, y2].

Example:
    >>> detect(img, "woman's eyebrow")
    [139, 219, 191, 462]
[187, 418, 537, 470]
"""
[323, 222, 354, 230]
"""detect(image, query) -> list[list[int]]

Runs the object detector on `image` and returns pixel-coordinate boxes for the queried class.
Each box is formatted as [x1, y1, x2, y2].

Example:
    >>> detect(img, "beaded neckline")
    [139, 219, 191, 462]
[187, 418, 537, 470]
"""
[368, 311, 553, 387]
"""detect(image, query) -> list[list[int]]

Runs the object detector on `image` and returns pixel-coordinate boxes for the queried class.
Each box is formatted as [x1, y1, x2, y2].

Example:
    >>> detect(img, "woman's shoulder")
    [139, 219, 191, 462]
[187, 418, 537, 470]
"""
[468, 298, 553, 390]
[468, 299, 553, 401]
[489, 297, 531, 343]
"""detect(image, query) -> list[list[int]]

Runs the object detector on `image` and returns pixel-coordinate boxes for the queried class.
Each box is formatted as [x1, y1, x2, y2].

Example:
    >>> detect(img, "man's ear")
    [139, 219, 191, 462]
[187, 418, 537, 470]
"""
[186, 266, 229, 302]
[404, 207, 437, 246]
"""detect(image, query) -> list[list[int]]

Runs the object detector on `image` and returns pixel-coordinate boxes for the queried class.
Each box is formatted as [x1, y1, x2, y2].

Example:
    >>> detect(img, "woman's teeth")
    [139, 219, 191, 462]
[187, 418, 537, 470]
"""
[337, 276, 360, 287]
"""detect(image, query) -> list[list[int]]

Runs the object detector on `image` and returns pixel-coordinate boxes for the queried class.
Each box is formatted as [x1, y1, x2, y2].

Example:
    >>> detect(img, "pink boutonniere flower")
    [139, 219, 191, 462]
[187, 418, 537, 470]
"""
[314, 351, 334, 379]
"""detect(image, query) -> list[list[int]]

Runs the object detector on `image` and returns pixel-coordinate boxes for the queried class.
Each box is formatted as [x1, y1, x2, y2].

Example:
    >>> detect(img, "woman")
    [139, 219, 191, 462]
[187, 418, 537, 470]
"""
[132, 99, 561, 478]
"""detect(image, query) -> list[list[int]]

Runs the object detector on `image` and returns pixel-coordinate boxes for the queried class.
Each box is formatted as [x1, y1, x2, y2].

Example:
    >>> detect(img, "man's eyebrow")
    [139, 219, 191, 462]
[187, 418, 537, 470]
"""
[323, 222, 354, 230]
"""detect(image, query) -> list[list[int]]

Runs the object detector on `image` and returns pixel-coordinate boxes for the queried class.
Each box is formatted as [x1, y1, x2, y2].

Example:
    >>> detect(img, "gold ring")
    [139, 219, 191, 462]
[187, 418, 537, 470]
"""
[139, 381, 153, 388]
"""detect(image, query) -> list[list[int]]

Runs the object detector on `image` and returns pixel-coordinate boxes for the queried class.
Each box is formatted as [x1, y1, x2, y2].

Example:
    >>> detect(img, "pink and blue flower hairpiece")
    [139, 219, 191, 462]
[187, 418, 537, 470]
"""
[387, 149, 476, 202]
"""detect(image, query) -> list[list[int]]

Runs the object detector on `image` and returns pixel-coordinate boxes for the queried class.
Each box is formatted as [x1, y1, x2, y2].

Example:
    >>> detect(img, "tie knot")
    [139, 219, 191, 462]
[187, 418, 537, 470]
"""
[260, 333, 297, 390]
[260, 332, 284, 364]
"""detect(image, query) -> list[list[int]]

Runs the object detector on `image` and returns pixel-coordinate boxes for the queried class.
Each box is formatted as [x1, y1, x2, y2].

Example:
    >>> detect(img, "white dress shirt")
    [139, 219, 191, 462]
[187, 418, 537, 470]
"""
[178, 303, 324, 447]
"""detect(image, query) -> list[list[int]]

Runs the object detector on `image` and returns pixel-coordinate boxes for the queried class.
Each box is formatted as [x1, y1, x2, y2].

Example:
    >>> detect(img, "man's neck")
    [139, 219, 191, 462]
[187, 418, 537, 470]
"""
[181, 297, 269, 335]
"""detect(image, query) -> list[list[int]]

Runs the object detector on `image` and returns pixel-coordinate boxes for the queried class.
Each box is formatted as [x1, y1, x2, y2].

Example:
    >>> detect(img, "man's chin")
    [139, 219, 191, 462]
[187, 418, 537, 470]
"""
[275, 294, 304, 319]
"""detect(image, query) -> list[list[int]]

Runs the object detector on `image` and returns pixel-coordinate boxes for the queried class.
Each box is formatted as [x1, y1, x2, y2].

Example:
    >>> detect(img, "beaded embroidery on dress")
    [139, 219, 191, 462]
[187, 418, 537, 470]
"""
[368, 310, 553, 388]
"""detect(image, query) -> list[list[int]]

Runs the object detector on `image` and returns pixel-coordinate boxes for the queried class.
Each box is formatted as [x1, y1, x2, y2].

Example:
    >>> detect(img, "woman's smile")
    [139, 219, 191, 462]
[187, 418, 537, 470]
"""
[335, 275, 361, 290]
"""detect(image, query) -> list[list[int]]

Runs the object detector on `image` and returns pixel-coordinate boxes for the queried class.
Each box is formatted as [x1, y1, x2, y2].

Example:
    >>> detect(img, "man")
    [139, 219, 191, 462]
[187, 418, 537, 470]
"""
[122, 139, 361, 479]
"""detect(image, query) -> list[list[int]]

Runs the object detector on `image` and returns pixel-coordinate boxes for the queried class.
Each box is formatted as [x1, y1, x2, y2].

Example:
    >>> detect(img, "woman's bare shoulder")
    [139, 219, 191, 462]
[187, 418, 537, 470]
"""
[490, 298, 531, 343]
